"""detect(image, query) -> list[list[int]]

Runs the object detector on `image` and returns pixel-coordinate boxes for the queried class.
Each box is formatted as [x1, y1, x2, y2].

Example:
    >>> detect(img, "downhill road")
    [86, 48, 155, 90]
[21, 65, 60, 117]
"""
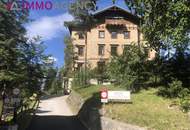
[27, 95, 87, 130]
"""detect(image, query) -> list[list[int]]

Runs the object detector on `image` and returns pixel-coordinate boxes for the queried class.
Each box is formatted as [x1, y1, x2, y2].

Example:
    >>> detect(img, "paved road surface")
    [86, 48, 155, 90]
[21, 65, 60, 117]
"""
[27, 96, 87, 130]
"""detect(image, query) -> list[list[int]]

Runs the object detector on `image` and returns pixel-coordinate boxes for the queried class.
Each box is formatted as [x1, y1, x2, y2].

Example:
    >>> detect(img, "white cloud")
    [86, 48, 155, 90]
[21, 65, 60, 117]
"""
[48, 56, 57, 62]
[26, 13, 73, 41]
[44, 56, 58, 64]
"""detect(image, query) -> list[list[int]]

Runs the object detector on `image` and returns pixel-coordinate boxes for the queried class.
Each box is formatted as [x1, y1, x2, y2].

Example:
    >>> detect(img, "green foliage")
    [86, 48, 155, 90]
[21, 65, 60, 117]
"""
[179, 88, 190, 112]
[44, 68, 65, 95]
[63, 36, 74, 77]
[43, 67, 57, 91]
[0, 2, 28, 88]
[158, 79, 183, 98]
[125, 0, 190, 51]
[107, 44, 148, 91]
[72, 68, 92, 87]
[159, 50, 190, 87]
[180, 96, 190, 112]
[0, 2, 53, 97]
[68, 0, 97, 24]
[91, 65, 109, 83]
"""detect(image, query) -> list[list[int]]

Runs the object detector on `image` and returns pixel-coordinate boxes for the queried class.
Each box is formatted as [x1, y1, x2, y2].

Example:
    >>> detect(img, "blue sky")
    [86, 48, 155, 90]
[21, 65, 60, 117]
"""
[26, 0, 127, 68]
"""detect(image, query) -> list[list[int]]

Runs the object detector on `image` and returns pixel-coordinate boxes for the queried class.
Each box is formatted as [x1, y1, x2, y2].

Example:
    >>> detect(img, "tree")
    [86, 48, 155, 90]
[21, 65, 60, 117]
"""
[0, 1, 53, 121]
[21, 38, 50, 96]
[124, 0, 190, 52]
[0, 1, 29, 91]
[63, 36, 74, 77]
[43, 67, 57, 92]
[107, 45, 148, 91]
[69, 0, 97, 24]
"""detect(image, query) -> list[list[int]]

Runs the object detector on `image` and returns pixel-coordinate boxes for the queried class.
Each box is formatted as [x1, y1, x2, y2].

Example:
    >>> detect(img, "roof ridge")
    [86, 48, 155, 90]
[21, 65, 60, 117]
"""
[92, 4, 131, 15]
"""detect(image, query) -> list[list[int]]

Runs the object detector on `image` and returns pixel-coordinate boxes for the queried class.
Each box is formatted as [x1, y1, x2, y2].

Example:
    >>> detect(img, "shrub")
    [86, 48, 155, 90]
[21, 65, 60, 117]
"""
[180, 96, 190, 112]
[107, 44, 148, 91]
[72, 68, 92, 87]
[158, 79, 183, 98]
[158, 79, 190, 112]
[179, 88, 190, 112]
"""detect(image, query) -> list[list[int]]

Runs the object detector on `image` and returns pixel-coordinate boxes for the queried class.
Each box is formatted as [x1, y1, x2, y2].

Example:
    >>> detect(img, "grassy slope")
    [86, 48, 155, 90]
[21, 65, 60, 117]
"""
[73, 85, 190, 130]
[73, 85, 124, 100]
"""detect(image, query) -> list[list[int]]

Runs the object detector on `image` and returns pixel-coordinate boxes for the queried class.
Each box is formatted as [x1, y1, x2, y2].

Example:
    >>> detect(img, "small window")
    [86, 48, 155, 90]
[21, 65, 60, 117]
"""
[78, 46, 84, 56]
[99, 31, 105, 38]
[111, 45, 118, 56]
[124, 31, 130, 39]
[98, 44, 105, 56]
[111, 31, 117, 39]
[78, 33, 84, 39]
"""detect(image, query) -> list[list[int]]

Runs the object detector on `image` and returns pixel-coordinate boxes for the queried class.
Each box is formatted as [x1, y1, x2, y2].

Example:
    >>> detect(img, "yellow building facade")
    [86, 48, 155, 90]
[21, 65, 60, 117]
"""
[67, 5, 155, 70]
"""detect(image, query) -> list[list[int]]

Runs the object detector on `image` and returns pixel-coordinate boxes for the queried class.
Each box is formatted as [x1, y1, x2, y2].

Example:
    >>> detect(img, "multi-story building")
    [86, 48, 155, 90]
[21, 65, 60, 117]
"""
[67, 5, 155, 70]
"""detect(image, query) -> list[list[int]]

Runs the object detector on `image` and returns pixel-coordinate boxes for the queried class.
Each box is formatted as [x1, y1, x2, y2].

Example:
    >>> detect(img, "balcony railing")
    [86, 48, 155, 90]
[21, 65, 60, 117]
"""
[105, 18, 127, 26]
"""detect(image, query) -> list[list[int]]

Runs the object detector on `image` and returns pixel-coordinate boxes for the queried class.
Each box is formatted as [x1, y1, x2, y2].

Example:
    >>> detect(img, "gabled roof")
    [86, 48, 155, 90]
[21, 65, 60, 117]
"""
[92, 5, 139, 19]
[65, 5, 140, 33]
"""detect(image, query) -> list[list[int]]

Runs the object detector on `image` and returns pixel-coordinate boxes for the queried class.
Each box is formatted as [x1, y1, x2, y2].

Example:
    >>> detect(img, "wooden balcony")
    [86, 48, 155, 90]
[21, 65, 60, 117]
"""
[105, 18, 127, 26]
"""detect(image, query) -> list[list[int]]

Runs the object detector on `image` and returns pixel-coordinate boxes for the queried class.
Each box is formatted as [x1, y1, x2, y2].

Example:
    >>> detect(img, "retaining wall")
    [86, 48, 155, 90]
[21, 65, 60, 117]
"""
[67, 91, 146, 130]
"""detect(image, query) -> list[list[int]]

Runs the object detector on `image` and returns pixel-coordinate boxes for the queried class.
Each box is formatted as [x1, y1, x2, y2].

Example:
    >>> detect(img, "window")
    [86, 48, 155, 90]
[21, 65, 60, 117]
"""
[124, 31, 130, 39]
[111, 45, 118, 56]
[98, 44, 105, 56]
[77, 46, 84, 56]
[78, 33, 84, 39]
[111, 31, 117, 39]
[99, 31, 105, 38]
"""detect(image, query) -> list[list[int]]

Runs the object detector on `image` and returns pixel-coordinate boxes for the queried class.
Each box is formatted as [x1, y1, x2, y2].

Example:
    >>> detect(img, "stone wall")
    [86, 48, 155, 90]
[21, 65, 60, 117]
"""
[67, 91, 146, 130]
[66, 91, 84, 114]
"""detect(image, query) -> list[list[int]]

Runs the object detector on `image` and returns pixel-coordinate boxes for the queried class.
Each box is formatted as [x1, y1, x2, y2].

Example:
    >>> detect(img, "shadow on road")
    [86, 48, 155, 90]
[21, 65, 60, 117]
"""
[35, 109, 52, 114]
[77, 92, 102, 130]
[26, 115, 88, 130]
[27, 92, 103, 130]
[40, 94, 65, 101]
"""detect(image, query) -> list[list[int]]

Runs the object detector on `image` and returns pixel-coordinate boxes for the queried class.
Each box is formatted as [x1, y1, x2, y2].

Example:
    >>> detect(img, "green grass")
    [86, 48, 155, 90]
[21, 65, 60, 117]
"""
[73, 86, 190, 130]
[73, 85, 124, 100]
